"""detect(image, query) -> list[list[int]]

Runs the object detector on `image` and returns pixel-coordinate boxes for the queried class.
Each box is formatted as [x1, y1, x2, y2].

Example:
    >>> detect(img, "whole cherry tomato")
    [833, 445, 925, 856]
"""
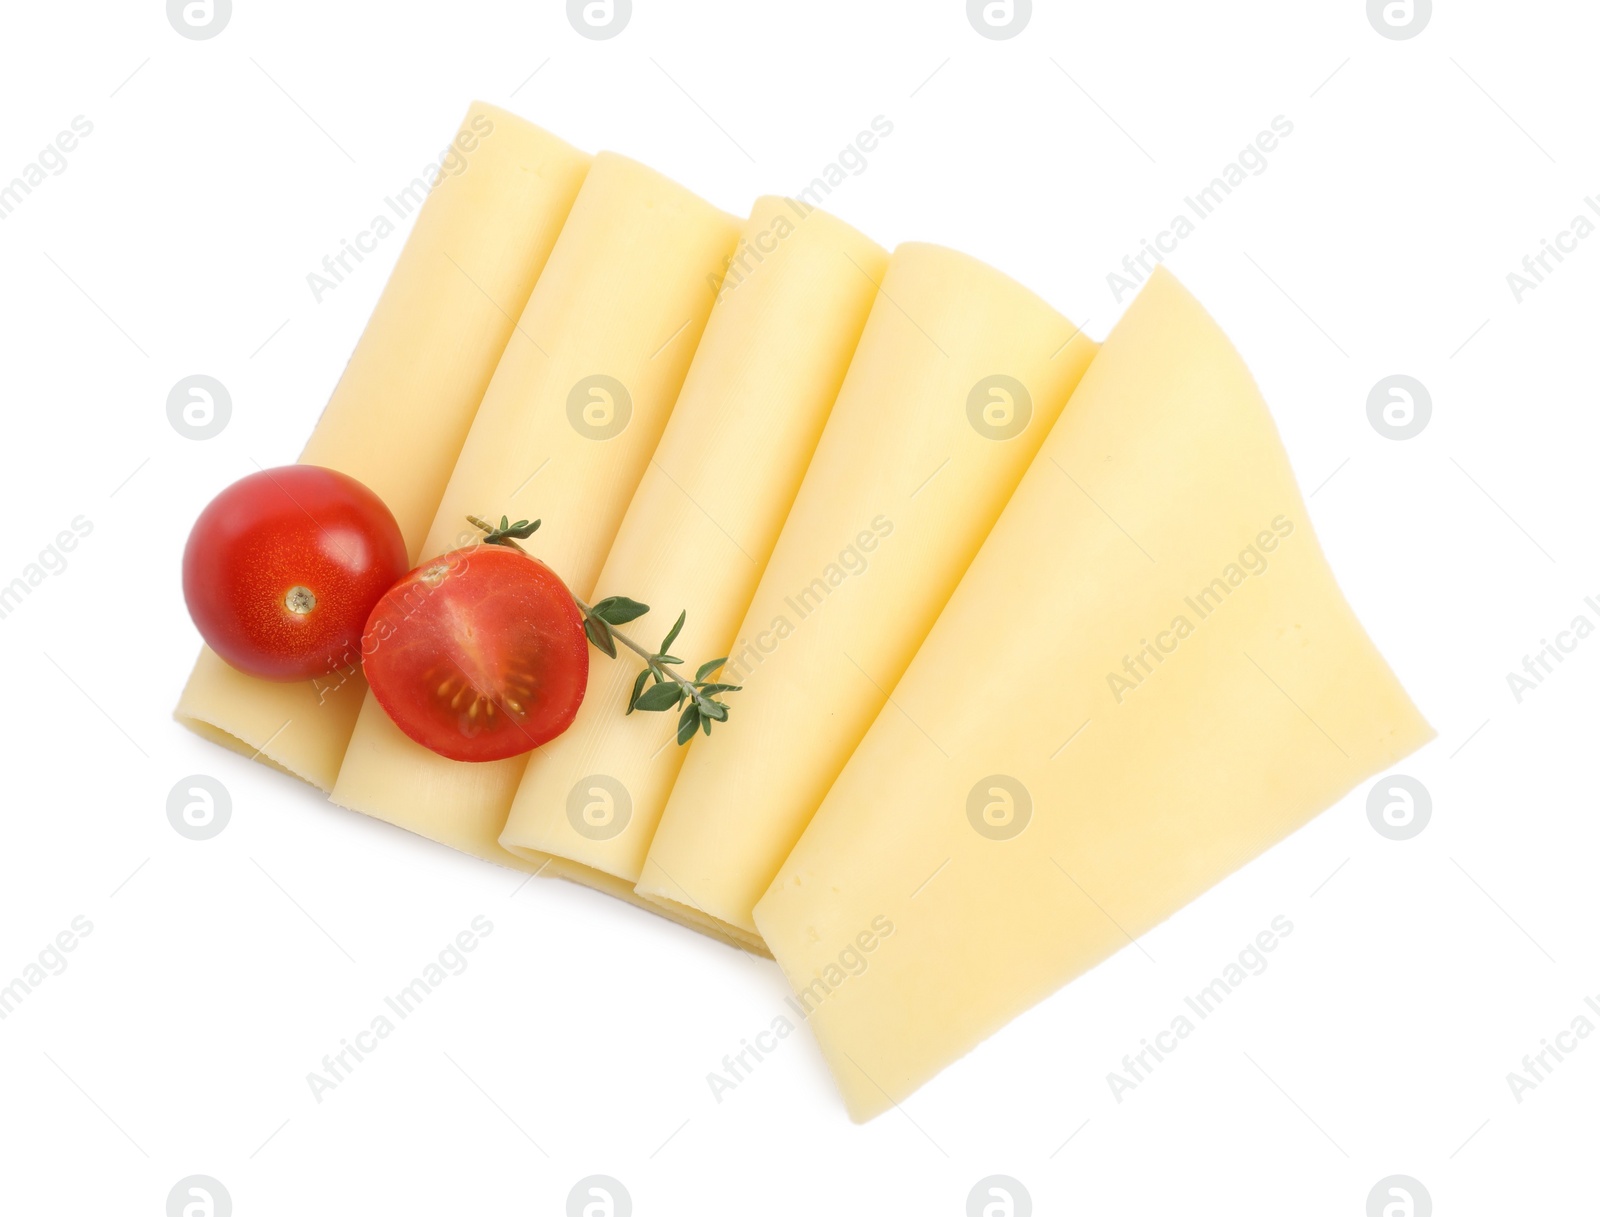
[183, 466, 408, 681]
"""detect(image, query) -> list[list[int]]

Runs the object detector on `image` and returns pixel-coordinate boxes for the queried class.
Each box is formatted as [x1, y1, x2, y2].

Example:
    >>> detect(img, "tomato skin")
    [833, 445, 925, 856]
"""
[362, 546, 589, 762]
[183, 466, 408, 681]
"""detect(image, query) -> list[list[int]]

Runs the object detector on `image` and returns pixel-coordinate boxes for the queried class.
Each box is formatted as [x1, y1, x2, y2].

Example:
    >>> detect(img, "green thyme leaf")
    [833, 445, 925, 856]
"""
[591, 596, 650, 626]
[626, 667, 652, 714]
[584, 615, 617, 658]
[676, 704, 699, 745]
[695, 658, 728, 681]
[659, 609, 686, 656]
[634, 682, 685, 713]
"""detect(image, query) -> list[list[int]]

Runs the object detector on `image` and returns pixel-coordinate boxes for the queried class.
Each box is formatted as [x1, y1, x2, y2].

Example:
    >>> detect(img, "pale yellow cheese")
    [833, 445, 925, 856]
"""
[752, 267, 1434, 1121]
[174, 104, 591, 790]
[541, 858, 770, 956]
[497, 198, 888, 917]
[328, 153, 739, 868]
[637, 243, 1097, 936]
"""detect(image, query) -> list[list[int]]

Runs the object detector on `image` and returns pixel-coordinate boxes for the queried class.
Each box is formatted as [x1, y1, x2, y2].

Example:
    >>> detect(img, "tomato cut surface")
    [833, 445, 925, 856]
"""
[361, 546, 590, 762]
[183, 465, 408, 681]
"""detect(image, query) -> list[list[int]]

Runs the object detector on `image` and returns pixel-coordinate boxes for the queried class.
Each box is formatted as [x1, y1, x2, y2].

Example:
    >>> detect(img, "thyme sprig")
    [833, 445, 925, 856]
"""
[477, 515, 542, 545]
[467, 515, 738, 744]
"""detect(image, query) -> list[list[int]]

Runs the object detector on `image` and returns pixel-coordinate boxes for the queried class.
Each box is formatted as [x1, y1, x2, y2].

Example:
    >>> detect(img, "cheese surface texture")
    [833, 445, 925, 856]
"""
[329, 153, 739, 867]
[174, 104, 591, 790]
[498, 198, 888, 918]
[637, 244, 1096, 935]
[752, 268, 1434, 1121]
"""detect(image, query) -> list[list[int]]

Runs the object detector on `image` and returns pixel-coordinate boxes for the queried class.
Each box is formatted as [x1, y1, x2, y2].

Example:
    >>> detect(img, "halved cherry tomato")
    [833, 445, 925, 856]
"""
[361, 545, 589, 762]
[183, 466, 408, 681]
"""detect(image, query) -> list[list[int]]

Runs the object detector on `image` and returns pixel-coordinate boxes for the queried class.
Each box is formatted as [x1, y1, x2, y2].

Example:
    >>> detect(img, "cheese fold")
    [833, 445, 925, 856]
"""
[637, 243, 1097, 937]
[752, 268, 1434, 1121]
[173, 104, 591, 790]
[328, 153, 739, 868]
[497, 198, 888, 945]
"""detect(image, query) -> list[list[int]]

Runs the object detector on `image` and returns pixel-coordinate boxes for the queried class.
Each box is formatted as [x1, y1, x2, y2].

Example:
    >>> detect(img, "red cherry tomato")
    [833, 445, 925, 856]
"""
[183, 466, 408, 681]
[361, 545, 589, 762]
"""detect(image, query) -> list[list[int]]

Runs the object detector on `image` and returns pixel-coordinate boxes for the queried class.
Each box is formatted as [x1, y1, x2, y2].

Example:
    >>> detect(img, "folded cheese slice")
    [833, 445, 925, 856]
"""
[636, 243, 1097, 937]
[328, 153, 739, 868]
[173, 104, 591, 790]
[752, 267, 1434, 1121]
[498, 198, 889, 947]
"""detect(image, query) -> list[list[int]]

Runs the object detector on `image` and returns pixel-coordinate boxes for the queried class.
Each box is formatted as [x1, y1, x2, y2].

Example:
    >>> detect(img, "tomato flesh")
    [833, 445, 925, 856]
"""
[183, 466, 408, 681]
[361, 546, 589, 762]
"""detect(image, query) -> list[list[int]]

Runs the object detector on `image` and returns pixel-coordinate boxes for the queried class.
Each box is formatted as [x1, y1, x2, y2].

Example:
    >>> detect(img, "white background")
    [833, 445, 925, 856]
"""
[0, 1, 1594, 1213]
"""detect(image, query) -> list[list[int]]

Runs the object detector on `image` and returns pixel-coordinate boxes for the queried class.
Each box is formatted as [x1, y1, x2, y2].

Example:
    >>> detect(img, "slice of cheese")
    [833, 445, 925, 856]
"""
[752, 267, 1435, 1121]
[328, 153, 739, 868]
[174, 104, 591, 790]
[497, 198, 888, 919]
[541, 858, 771, 956]
[636, 243, 1097, 937]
